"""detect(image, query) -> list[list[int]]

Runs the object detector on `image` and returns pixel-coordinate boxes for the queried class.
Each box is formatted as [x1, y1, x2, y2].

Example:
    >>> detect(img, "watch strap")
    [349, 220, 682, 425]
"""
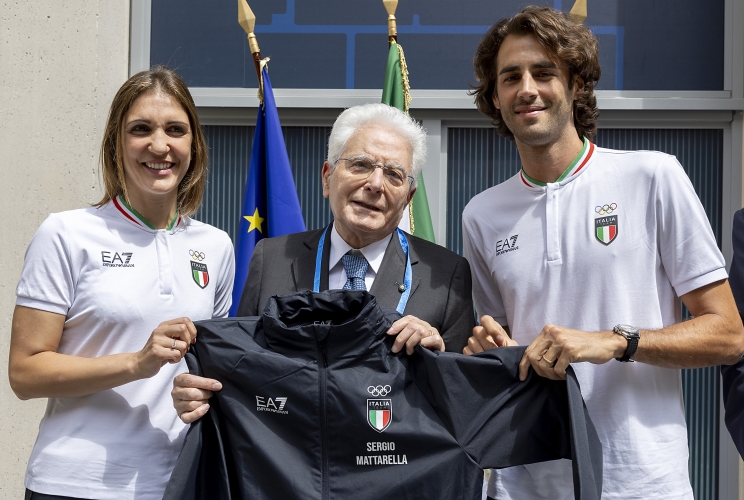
[616, 335, 638, 362]
[614, 324, 640, 362]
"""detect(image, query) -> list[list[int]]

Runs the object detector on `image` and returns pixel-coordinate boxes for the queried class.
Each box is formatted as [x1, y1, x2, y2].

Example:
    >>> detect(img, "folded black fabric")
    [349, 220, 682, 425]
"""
[722, 360, 744, 458]
[164, 290, 602, 500]
[721, 207, 744, 459]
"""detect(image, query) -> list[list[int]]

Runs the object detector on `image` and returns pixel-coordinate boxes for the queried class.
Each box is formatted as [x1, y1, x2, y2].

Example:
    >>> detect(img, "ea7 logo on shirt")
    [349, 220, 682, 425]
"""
[595, 215, 618, 245]
[256, 396, 288, 414]
[495, 235, 519, 256]
[101, 251, 134, 267]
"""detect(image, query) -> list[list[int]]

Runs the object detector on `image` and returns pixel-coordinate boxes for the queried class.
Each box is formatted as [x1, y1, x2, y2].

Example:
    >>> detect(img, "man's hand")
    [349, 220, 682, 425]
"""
[172, 373, 223, 424]
[463, 315, 518, 355]
[519, 325, 626, 381]
[387, 315, 444, 354]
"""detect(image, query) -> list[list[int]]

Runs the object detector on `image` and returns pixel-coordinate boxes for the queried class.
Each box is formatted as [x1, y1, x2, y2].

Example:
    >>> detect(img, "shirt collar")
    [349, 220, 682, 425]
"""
[113, 195, 182, 231]
[328, 223, 392, 275]
[519, 137, 594, 189]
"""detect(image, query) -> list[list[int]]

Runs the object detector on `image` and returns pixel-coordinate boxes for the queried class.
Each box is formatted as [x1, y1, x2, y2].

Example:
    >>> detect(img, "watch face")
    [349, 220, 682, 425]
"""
[615, 324, 640, 339]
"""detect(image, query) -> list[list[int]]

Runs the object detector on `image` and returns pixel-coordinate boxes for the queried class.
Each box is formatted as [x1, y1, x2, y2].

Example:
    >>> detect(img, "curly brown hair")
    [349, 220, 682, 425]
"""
[95, 66, 208, 217]
[471, 6, 601, 140]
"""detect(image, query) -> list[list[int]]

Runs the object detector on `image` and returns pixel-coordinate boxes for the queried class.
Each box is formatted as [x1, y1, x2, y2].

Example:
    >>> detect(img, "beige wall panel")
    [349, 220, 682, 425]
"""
[0, 1, 129, 496]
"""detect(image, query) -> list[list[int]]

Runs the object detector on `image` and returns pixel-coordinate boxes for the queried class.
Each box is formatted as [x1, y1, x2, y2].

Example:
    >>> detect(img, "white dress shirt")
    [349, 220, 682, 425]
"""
[328, 223, 392, 291]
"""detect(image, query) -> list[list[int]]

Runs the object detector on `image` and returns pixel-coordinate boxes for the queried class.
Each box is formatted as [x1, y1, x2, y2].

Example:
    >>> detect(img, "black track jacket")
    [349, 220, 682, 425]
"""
[164, 290, 602, 500]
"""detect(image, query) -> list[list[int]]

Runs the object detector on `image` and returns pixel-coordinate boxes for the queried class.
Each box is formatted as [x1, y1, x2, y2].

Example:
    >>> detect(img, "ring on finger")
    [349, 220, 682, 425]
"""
[541, 355, 556, 367]
[171, 338, 177, 350]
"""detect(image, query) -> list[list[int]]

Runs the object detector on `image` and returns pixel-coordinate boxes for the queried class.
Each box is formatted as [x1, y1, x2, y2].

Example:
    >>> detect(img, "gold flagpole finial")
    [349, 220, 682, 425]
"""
[382, 0, 398, 44]
[238, 0, 264, 99]
[569, 0, 587, 23]
[238, 0, 260, 56]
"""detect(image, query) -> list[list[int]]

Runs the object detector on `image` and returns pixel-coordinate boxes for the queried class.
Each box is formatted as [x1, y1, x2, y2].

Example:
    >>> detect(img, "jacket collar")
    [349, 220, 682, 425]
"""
[260, 290, 399, 363]
[293, 227, 329, 291]
[369, 231, 420, 309]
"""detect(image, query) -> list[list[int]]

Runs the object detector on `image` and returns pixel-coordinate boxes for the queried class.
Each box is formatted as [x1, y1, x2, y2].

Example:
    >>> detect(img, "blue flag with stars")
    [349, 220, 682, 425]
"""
[230, 66, 305, 316]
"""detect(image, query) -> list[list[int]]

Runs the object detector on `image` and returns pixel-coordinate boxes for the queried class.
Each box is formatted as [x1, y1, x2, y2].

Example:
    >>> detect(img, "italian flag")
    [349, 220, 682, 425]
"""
[596, 225, 616, 244]
[369, 410, 391, 431]
[382, 41, 436, 243]
[193, 269, 209, 287]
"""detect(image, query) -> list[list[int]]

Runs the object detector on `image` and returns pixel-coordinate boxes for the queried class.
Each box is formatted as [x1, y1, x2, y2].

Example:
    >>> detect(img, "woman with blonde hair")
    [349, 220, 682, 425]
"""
[9, 66, 234, 500]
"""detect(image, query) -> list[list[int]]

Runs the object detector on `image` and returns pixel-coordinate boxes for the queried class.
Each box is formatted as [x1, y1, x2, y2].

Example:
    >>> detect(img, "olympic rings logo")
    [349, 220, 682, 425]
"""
[189, 249, 206, 261]
[367, 385, 392, 397]
[595, 203, 618, 216]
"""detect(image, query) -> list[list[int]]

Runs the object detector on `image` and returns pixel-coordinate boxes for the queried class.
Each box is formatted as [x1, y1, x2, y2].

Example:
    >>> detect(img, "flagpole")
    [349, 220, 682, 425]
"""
[383, 0, 398, 45]
[382, 0, 417, 234]
[238, 0, 263, 98]
[231, 0, 307, 316]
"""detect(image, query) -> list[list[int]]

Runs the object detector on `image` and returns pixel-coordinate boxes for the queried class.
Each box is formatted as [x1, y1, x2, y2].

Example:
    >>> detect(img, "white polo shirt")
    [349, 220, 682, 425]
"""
[16, 198, 235, 500]
[463, 140, 726, 500]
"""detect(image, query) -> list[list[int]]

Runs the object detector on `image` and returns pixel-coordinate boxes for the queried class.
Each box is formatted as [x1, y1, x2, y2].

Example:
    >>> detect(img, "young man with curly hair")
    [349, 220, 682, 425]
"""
[462, 6, 744, 499]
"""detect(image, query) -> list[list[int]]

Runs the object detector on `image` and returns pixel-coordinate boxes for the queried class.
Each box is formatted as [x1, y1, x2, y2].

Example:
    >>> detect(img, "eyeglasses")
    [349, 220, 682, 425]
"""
[336, 156, 414, 188]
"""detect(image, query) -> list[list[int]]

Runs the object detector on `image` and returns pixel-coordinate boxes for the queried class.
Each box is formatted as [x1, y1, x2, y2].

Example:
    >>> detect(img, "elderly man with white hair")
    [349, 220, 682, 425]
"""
[172, 103, 475, 423]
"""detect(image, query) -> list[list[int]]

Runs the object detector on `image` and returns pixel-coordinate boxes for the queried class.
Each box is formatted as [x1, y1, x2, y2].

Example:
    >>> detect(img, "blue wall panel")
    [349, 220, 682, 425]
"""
[150, 0, 723, 91]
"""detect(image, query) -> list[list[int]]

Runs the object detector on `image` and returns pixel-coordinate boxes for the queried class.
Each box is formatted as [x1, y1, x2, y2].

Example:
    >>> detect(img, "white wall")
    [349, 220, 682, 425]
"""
[0, 1, 129, 496]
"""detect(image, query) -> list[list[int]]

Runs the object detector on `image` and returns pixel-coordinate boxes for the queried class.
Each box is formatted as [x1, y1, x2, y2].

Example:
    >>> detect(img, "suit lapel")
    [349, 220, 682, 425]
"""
[369, 232, 420, 311]
[292, 227, 331, 291]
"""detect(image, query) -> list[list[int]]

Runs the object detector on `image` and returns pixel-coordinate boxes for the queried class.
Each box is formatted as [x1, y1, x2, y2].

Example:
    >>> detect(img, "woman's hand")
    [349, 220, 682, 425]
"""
[133, 318, 196, 379]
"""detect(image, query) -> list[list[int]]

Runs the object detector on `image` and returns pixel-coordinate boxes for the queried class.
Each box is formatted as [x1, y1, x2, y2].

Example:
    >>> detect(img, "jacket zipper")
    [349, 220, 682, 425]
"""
[318, 339, 329, 499]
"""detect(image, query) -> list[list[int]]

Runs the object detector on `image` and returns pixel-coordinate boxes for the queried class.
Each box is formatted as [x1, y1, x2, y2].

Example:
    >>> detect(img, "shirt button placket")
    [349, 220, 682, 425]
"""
[156, 231, 173, 296]
[546, 183, 562, 265]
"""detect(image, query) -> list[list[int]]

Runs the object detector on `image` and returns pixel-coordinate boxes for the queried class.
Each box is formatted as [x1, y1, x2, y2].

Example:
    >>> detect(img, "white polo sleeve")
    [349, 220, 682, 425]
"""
[16, 214, 75, 315]
[655, 155, 727, 297]
[211, 231, 236, 318]
[462, 208, 508, 326]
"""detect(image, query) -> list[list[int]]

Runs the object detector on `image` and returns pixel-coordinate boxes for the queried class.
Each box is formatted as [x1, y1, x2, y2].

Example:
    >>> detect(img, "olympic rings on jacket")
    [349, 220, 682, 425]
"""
[367, 385, 392, 397]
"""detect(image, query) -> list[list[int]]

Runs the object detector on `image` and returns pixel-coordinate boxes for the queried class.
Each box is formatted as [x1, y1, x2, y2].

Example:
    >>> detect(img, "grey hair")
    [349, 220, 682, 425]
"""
[326, 103, 427, 190]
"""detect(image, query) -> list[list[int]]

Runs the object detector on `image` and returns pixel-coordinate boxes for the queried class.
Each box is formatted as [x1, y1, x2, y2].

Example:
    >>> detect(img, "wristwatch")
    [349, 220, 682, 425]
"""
[613, 324, 640, 362]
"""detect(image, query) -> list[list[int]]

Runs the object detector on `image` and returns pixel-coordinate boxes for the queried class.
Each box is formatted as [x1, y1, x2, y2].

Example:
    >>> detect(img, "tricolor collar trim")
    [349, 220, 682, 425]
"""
[519, 138, 594, 188]
[113, 196, 181, 231]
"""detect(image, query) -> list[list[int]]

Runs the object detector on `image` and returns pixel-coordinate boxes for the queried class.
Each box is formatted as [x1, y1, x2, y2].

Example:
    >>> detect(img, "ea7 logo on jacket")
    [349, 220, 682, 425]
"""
[101, 251, 134, 267]
[495, 235, 519, 256]
[367, 399, 392, 432]
[256, 396, 288, 415]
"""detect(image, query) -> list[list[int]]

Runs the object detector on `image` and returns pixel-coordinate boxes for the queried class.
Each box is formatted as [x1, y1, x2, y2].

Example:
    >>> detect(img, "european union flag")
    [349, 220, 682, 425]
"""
[230, 66, 305, 316]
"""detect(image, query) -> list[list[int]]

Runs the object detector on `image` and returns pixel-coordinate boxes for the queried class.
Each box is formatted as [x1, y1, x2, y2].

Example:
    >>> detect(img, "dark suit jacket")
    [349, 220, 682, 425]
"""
[236, 228, 475, 353]
[722, 208, 744, 458]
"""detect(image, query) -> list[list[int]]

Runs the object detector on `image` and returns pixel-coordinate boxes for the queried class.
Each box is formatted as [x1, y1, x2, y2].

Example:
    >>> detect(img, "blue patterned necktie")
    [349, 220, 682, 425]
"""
[342, 250, 369, 291]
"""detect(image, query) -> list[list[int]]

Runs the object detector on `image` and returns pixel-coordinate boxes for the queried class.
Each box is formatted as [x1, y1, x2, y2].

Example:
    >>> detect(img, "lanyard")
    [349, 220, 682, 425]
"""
[313, 225, 412, 314]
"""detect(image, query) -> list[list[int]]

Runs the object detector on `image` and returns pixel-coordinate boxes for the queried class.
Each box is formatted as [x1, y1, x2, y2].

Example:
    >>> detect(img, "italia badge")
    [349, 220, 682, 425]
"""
[367, 399, 392, 433]
[595, 215, 618, 245]
[191, 261, 209, 288]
